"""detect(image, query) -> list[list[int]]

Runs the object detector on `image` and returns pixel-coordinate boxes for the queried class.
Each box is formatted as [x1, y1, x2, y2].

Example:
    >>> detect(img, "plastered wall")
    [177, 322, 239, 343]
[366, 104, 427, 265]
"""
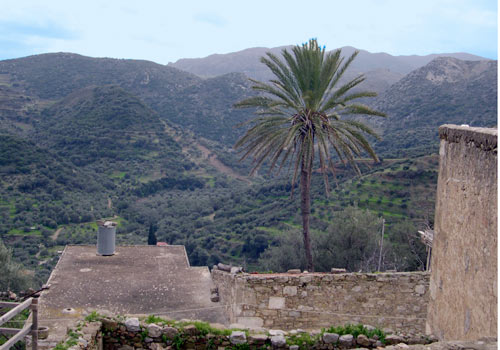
[426, 125, 497, 341]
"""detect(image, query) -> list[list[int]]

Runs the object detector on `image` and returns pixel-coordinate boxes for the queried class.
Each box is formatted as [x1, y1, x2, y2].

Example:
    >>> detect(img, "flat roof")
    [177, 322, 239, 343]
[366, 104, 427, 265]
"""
[39, 245, 226, 323]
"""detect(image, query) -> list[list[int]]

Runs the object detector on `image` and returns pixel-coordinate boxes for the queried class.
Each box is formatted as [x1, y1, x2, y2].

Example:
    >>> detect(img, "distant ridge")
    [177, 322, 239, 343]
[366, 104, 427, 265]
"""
[169, 45, 488, 82]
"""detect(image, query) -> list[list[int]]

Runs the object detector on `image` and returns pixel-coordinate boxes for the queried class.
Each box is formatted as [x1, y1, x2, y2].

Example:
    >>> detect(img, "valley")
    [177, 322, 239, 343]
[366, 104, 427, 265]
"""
[0, 46, 496, 289]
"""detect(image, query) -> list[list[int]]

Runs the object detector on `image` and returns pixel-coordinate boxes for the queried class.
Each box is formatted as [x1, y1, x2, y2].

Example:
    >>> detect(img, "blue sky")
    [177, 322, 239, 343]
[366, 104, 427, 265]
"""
[1, 0, 497, 63]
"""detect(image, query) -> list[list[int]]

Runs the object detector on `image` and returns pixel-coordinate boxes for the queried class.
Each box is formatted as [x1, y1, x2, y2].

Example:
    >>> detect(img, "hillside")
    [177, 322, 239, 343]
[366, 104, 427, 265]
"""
[0, 53, 257, 148]
[0, 50, 496, 286]
[166, 72, 255, 145]
[372, 57, 497, 157]
[122, 155, 437, 271]
[0, 52, 200, 101]
[0, 133, 114, 283]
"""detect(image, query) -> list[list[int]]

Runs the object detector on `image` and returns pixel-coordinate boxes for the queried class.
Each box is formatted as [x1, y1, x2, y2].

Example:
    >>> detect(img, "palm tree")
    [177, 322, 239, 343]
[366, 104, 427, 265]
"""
[234, 39, 386, 271]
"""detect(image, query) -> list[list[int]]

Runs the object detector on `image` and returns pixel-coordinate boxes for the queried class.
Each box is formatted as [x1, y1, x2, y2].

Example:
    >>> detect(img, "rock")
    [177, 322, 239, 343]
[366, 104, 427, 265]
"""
[125, 318, 140, 332]
[383, 328, 395, 335]
[385, 334, 404, 345]
[287, 269, 301, 274]
[395, 343, 409, 349]
[150, 344, 166, 350]
[407, 335, 427, 345]
[8, 291, 17, 300]
[145, 337, 154, 343]
[331, 268, 347, 274]
[290, 346, 299, 350]
[270, 335, 286, 347]
[162, 326, 179, 339]
[210, 293, 220, 302]
[101, 318, 118, 331]
[309, 330, 321, 337]
[229, 323, 246, 329]
[426, 334, 439, 343]
[117, 346, 134, 350]
[356, 334, 371, 347]
[230, 266, 243, 274]
[77, 337, 88, 347]
[339, 334, 354, 348]
[414, 285, 426, 295]
[217, 263, 232, 272]
[183, 324, 199, 336]
[375, 340, 383, 347]
[283, 286, 298, 296]
[269, 329, 285, 336]
[248, 334, 268, 344]
[230, 331, 247, 345]
[363, 324, 376, 331]
[322, 332, 339, 344]
[148, 324, 163, 338]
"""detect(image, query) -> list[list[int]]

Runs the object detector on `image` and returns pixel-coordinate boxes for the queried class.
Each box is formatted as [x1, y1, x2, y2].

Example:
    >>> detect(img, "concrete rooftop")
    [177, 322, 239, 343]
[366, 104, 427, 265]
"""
[39, 245, 227, 336]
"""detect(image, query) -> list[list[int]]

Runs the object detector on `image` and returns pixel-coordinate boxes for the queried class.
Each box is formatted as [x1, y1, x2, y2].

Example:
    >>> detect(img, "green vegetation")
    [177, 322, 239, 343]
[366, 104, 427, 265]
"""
[286, 331, 321, 349]
[234, 39, 385, 271]
[0, 49, 492, 290]
[0, 307, 30, 350]
[84, 310, 102, 322]
[53, 328, 79, 350]
[0, 239, 32, 291]
[325, 324, 386, 344]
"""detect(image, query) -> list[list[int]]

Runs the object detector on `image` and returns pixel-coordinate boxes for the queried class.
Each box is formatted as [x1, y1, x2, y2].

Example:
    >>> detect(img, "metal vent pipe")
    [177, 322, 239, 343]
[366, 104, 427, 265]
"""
[97, 220, 116, 256]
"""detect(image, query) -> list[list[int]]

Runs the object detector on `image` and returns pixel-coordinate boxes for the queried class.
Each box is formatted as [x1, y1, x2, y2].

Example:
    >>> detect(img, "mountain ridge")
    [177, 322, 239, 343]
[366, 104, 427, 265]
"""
[371, 57, 497, 157]
[169, 45, 488, 80]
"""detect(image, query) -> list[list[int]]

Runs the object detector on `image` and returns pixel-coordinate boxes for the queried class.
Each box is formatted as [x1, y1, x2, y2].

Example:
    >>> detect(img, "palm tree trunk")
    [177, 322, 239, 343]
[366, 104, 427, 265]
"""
[300, 161, 314, 272]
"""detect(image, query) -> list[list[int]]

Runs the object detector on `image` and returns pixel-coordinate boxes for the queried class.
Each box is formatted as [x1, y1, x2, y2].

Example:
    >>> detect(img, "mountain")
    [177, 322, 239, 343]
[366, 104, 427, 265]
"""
[169, 45, 487, 92]
[0, 52, 200, 101]
[0, 53, 257, 147]
[0, 50, 496, 284]
[166, 72, 254, 144]
[372, 57, 497, 157]
[169, 46, 292, 80]
[34, 85, 204, 193]
[0, 52, 205, 136]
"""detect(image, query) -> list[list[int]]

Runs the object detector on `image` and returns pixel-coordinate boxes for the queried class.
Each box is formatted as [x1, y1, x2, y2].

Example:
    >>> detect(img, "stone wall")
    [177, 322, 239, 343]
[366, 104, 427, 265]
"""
[213, 270, 430, 333]
[45, 315, 499, 350]
[427, 125, 497, 341]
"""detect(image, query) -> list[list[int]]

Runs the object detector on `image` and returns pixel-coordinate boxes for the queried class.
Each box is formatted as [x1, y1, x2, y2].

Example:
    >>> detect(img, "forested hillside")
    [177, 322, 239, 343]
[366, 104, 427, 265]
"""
[372, 57, 497, 158]
[0, 50, 496, 289]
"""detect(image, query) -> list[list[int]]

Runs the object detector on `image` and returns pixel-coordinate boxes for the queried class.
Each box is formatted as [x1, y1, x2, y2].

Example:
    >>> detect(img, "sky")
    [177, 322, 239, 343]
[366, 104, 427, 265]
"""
[1, 0, 497, 64]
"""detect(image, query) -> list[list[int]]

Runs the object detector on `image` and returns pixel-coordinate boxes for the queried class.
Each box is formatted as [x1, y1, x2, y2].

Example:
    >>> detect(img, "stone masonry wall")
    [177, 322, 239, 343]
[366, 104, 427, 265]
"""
[213, 270, 429, 334]
[426, 125, 497, 341]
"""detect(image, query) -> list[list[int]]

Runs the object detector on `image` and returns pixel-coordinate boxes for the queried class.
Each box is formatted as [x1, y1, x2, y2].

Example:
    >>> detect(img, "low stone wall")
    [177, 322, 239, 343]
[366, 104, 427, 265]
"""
[212, 270, 430, 333]
[56, 316, 498, 350]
